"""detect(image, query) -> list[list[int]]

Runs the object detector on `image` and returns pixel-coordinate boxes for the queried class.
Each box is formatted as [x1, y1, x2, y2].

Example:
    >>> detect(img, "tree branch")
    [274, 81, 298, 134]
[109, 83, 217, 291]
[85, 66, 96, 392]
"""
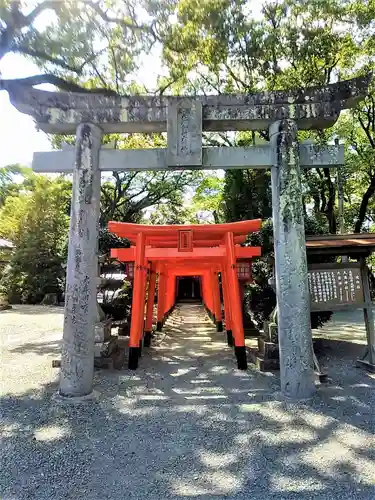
[24, 1, 59, 26]
[223, 63, 249, 91]
[0, 74, 119, 95]
[197, 72, 222, 94]
[89, 59, 108, 88]
[358, 109, 375, 149]
[354, 175, 375, 232]
[110, 45, 120, 94]
[0, 1, 59, 61]
[13, 45, 82, 72]
[84, 1, 156, 36]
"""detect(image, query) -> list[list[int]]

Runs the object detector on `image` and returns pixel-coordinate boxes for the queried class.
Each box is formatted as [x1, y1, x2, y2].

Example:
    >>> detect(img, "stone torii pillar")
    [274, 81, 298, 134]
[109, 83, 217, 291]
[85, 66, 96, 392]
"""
[270, 120, 314, 399]
[61, 123, 102, 398]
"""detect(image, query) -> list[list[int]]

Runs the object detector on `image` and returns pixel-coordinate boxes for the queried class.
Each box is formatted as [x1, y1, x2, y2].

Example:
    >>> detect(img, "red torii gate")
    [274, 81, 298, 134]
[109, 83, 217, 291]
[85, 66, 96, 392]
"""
[109, 220, 262, 370]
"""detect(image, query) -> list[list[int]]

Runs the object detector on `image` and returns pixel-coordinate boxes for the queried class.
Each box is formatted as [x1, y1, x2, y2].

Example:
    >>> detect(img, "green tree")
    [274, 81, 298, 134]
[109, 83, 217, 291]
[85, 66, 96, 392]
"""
[0, 0, 158, 92]
[148, 202, 197, 225]
[161, 0, 375, 234]
[192, 175, 225, 223]
[0, 163, 35, 207]
[0, 1, 203, 241]
[52, 133, 203, 227]
[158, 0, 375, 327]
[0, 171, 71, 303]
[101, 169, 201, 225]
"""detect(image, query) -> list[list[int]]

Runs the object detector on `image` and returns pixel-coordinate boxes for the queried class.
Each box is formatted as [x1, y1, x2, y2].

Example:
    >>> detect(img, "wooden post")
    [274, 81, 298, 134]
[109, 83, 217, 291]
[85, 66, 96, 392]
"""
[225, 231, 247, 369]
[213, 271, 223, 331]
[144, 266, 157, 347]
[157, 268, 166, 331]
[128, 232, 146, 369]
[222, 268, 233, 346]
[210, 271, 216, 321]
[204, 270, 213, 320]
[165, 273, 174, 317]
[359, 258, 375, 370]
[138, 262, 148, 355]
[202, 274, 207, 312]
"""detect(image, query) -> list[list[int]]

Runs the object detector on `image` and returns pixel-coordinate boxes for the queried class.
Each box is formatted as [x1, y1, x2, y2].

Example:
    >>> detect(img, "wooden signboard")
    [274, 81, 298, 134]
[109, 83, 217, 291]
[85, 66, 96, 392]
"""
[308, 263, 365, 311]
[178, 230, 193, 252]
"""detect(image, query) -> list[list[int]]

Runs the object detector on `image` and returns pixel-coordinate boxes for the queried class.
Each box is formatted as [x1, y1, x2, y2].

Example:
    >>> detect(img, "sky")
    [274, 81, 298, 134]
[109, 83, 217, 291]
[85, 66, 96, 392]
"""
[0, 55, 53, 167]
[0, 48, 164, 168]
[0, 0, 265, 169]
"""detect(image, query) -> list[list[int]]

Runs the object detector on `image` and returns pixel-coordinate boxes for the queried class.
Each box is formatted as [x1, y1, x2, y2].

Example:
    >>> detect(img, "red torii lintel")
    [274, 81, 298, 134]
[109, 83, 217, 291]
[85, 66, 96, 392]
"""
[110, 246, 261, 261]
[108, 219, 261, 241]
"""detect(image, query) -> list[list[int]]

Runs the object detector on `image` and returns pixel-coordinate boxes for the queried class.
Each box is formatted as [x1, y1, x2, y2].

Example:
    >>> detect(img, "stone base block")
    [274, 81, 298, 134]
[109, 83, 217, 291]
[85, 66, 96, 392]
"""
[244, 327, 260, 338]
[95, 319, 112, 343]
[118, 323, 130, 336]
[112, 347, 126, 370]
[255, 355, 280, 371]
[258, 338, 279, 359]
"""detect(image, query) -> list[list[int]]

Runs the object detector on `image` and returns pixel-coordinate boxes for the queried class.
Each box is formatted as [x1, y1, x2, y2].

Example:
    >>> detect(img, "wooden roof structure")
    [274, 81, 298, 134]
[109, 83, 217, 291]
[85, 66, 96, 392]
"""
[306, 233, 375, 257]
[109, 220, 262, 262]
[108, 219, 261, 246]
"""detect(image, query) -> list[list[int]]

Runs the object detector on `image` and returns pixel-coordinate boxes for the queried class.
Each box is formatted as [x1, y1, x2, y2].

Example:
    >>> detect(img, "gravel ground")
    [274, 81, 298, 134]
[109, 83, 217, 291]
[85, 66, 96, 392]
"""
[0, 303, 374, 500]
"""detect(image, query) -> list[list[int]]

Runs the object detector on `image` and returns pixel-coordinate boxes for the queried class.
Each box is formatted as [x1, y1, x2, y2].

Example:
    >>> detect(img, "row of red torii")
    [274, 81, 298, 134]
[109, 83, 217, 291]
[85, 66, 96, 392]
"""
[108, 219, 262, 370]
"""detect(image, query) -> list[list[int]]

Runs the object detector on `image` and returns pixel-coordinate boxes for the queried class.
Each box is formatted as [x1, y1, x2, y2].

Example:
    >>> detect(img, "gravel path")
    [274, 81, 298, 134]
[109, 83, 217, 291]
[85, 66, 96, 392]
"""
[1, 304, 374, 499]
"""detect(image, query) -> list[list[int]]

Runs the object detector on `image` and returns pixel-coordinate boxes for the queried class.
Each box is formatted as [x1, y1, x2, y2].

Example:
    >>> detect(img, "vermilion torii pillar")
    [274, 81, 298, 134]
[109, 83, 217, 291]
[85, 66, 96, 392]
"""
[144, 265, 157, 347]
[7, 75, 370, 399]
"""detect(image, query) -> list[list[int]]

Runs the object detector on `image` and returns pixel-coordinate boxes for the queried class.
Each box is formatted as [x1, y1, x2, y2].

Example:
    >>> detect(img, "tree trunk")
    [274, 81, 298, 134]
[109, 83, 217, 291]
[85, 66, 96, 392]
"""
[324, 168, 337, 234]
[354, 176, 375, 233]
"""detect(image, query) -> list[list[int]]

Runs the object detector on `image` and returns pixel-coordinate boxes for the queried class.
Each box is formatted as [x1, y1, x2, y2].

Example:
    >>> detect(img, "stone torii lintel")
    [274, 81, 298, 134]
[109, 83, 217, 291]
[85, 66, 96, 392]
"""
[32, 143, 345, 172]
[4, 75, 372, 135]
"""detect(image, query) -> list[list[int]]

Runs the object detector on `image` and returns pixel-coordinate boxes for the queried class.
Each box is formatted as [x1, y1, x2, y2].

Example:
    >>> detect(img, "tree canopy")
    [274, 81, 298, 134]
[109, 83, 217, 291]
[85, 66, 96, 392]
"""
[0, 170, 71, 302]
[0, 0, 161, 92]
[159, 0, 375, 233]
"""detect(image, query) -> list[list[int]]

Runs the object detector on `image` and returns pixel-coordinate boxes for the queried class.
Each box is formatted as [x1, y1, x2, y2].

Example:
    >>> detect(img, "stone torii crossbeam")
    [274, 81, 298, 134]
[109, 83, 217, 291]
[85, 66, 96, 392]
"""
[5, 74, 371, 401]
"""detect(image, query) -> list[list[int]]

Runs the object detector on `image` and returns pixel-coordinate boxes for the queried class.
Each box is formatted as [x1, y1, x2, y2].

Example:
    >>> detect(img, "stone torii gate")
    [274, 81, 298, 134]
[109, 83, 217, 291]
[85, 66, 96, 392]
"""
[5, 75, 371, 401]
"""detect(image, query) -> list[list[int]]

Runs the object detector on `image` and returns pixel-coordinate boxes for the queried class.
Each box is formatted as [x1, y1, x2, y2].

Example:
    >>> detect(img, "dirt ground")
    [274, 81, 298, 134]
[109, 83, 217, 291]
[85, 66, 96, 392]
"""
[0, 304, 374, 500]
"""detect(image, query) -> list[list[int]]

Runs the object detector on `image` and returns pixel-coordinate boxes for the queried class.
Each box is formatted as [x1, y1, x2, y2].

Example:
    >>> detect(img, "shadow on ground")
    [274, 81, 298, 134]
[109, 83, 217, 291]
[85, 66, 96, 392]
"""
[0, 305, 64, 315]
[1, 304, 374, 500]
[9, 340, 62, 357]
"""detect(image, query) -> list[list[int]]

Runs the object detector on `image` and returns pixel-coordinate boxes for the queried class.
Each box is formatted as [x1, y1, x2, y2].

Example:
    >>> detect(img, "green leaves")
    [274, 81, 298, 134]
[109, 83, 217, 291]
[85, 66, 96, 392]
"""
[0, 169, 71, 303]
